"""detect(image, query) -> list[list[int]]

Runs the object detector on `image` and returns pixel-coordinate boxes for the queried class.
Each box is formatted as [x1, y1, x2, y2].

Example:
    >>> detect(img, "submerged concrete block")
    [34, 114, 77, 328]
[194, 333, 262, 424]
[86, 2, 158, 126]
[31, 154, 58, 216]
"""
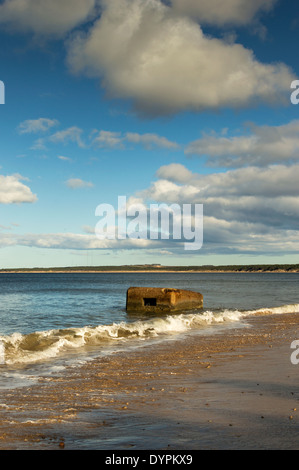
[126, 287, 203, 313]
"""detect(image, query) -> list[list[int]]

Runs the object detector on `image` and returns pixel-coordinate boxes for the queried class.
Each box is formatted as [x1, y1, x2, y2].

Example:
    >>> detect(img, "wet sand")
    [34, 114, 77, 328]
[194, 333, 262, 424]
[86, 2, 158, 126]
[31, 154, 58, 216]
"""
[0, 312, 299, 450]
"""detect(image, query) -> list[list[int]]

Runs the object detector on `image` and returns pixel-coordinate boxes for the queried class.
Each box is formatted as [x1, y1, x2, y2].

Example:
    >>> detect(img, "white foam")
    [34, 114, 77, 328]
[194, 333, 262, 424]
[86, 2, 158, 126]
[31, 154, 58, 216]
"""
[1, 303, 298, 365]
[251, 303, 299, 315]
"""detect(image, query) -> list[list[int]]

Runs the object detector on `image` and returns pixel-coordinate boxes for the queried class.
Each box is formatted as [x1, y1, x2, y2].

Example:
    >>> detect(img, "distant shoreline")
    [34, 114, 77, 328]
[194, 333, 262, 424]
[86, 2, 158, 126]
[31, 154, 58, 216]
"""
[0, 264, 299, 274]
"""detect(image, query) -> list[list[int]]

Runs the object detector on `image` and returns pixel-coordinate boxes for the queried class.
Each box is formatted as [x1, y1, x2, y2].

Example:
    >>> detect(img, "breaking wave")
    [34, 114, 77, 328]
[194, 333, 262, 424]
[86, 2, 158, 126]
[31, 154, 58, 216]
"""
[0, 303, 298, 365]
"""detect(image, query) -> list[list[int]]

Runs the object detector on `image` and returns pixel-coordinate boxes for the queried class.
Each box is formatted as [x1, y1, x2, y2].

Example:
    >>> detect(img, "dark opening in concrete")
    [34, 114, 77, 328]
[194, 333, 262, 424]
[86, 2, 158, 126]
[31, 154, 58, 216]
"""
[143, 298, 157, 307]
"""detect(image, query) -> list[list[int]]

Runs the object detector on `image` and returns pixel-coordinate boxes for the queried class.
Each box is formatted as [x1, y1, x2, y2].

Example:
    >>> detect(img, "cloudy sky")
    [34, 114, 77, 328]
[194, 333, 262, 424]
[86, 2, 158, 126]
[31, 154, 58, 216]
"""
[0, 0, 299, 268]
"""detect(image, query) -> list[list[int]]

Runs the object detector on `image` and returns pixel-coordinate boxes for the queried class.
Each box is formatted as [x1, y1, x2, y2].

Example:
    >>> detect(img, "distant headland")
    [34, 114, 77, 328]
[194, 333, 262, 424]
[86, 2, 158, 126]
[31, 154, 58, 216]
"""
[0, 264, 298, 273]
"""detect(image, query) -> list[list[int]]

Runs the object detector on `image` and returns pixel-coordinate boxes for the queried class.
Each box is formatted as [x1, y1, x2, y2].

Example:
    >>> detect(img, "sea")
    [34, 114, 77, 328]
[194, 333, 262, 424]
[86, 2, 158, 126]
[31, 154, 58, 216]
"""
[0, 272, 298, 389]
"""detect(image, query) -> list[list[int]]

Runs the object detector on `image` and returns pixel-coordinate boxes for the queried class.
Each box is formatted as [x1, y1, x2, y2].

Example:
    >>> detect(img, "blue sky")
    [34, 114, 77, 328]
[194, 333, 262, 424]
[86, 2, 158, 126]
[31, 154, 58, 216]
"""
[0, 0, 299, 268]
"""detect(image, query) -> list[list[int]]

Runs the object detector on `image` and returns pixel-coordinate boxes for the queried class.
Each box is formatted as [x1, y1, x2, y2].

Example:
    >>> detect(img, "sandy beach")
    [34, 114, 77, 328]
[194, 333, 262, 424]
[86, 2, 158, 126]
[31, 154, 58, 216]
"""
[0, 310, 299, 450]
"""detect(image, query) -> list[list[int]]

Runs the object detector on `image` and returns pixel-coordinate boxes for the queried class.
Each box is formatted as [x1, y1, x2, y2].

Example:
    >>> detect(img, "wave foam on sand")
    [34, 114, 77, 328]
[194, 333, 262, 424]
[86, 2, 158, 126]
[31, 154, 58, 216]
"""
[1, 303, 298, 365]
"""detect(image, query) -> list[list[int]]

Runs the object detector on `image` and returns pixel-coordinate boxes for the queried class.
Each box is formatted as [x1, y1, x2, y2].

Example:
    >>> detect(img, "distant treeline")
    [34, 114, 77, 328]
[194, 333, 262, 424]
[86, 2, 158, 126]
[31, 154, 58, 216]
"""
[1, 264, 299, 273]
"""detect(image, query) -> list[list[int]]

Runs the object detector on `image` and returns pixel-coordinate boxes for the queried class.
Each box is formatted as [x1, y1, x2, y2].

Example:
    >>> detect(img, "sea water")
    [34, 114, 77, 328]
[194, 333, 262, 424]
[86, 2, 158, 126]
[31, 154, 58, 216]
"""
[0, 272, 298, 387]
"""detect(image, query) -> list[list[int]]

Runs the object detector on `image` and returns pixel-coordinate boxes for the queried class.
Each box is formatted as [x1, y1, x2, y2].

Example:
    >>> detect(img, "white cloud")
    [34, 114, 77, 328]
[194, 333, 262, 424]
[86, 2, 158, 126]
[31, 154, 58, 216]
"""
[201, 216, 299, 255]
[185, 120, 299, 167]
[30, 138, 47, 151]
[91, 130, 124, 149]
[50, 126, 85, 148]
[133, 162, 299, 254]
[1, 162, 299, 255]
[0, 0, 96, 36]
[142, 162, 299, 203]
[1, 215, 298, 256]
[24, 124, 178, 152]
[170, 0, 277, 26]
[138, 179, 201, 204]
[67, 0, 294, 116]
[0, 232, 161, 251]
[156, 163, 193, 183]
[82, 225, 95, 234]
[0, 174, 37, 204]
[197, 165, 299, 198]
[91, 130, 179, 150]
[18, 118, 59, 134]
[125, 132, 179, 150]
[66, 178, 94, 189]
[58, 155, 72, 162]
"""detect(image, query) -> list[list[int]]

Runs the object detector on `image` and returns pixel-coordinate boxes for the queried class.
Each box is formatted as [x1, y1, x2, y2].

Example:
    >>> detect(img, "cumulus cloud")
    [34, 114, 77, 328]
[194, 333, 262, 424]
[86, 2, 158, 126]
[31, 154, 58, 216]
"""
[0, 0, 97, 36]
[125, 132, 179, 150]
[2, 225, 299, 255]
[0, 174, 37, 204]
[67, 0, 294, 116]
[1, 162, 298, 255]
[185, 120, 299, 167]
[0, 232, 164, 251]
[170, 0, 277, 26]
[201, 217, 299, 255]
[22, 123, 178, 152]
[18, 118, 59, 134]
[50, 126, 85, 148]
[198, 165, 299, 199]
[141, 162, 299, 205]
[91, 130, 124, 149]
[139, 178, 201, 204]
[156, 163, 194, 183]
[134, 162, 299, 254]
[66, 178, 94, 189]
[91, 130, 179, 150]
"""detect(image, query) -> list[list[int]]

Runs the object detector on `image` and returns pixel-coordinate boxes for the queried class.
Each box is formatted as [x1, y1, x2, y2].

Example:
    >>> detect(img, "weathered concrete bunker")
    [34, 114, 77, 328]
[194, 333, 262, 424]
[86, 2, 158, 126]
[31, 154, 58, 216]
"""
[126, 287, 203, 313]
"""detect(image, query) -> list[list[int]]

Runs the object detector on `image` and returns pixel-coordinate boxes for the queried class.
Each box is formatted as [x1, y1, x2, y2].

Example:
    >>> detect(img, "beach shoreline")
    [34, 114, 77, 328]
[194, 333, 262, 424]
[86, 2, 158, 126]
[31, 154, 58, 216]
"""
[0, 263, 299, 274]
[0, 269, 298, 274]
[0, 310, 299, 450]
